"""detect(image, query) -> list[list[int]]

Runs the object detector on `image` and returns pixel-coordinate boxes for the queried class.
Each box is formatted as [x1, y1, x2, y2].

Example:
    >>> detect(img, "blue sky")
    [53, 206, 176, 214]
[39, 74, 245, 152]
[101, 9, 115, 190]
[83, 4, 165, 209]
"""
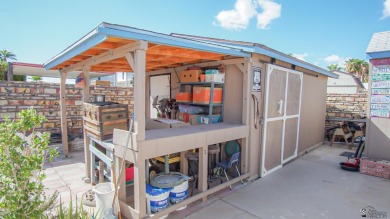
[1, 0, 390, 69]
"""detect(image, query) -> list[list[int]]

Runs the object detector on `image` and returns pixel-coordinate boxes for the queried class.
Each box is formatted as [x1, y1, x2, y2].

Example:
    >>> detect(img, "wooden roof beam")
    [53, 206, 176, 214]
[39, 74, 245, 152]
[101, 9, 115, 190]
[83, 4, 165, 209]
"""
[61, 40, 148, 73]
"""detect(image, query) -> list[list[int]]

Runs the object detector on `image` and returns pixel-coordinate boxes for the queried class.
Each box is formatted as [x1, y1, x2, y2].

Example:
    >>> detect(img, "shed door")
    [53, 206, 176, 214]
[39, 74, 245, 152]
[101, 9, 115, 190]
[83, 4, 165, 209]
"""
[261, 65, 303, 177]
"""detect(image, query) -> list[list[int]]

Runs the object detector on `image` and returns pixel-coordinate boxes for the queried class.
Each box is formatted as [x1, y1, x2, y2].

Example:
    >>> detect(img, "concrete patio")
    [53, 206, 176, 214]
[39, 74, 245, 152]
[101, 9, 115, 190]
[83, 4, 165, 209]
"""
[42, 143, 390, 218]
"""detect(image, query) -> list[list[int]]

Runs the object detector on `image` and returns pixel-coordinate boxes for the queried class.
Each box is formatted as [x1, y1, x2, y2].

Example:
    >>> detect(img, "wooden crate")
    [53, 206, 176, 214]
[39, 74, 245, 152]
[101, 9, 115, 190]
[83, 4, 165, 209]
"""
[83, 102, 129, 140]
[360, 158, 390, 179]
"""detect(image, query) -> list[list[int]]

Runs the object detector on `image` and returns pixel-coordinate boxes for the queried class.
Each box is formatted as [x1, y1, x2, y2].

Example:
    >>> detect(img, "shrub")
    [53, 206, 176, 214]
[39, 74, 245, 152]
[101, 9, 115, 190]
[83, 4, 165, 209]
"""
[0, 108, 58, 218]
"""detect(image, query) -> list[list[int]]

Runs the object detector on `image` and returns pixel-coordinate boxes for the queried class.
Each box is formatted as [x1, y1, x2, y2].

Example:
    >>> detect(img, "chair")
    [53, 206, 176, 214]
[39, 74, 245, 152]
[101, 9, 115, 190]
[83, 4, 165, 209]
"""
[216, 152, 244, 189]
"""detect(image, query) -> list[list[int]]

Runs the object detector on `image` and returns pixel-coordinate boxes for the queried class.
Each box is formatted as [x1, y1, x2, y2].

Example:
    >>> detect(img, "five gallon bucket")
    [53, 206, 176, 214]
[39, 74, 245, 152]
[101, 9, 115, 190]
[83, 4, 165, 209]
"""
[93, 182, 115, 215]
[146, 184, 172, 214]
[169, 180, 188, 210]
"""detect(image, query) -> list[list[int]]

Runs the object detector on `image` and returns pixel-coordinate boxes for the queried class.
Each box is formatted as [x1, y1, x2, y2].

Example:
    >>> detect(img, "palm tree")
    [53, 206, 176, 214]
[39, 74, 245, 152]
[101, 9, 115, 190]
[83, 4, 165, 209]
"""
[0, 50, 17, 81]
[327, 64, 342, 71]
[0, 50, 16, 62]
[345, 58, 369, 82]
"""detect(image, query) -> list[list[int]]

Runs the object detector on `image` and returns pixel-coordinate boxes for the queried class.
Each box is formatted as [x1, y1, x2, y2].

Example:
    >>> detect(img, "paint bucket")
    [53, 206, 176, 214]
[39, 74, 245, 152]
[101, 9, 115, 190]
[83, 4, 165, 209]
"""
[146, 184, 172, 215]
[169, 180, 188, 210]
[92, 182, 115, 215]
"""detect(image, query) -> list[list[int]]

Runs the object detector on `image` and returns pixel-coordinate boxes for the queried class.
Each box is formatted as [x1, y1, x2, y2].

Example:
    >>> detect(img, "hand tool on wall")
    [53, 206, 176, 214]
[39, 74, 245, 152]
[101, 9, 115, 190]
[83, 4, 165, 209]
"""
[252, 94, 260, 129]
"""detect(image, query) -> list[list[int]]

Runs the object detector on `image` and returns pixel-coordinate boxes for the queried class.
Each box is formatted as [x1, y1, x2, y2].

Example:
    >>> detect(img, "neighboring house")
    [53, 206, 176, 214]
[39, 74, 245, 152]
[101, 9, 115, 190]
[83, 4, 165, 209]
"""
[327, 70, 365, 93]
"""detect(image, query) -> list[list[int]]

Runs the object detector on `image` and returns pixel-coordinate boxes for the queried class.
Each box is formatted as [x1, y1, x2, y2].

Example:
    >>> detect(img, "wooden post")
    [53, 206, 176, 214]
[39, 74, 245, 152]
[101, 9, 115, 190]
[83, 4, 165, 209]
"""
[7, 62, 13, 81]
[134, 154, 147, 217]
[59, 70, 69, 156]
[115, 156, 126, 202]
[241, 59, 252, 174]
[198, 146, 208, 202]
[82, 67, 92, 181]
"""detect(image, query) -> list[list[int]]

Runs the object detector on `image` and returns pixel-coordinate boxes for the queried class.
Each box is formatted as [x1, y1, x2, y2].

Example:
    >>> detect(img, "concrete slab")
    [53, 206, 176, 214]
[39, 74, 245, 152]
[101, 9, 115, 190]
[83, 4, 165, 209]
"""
[219, 145, 390, 219]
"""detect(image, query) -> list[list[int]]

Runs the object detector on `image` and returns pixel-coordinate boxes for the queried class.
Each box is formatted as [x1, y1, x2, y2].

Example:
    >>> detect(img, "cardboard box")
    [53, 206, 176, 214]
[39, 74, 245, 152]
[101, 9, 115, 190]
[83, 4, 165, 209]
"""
[178, 112, 190, 123]
[193, 87, 222, 104]
[360, 158, 390, 179]
[206, 74, 225, 83]
[176, 92, 192, 103]
[91, 80, 111, 86]
[180, 70, 201, 83]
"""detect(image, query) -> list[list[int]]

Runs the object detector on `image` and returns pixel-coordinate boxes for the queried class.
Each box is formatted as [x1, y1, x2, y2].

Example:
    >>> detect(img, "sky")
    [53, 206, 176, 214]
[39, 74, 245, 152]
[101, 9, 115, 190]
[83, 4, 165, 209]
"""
[1, 0, 390, 70]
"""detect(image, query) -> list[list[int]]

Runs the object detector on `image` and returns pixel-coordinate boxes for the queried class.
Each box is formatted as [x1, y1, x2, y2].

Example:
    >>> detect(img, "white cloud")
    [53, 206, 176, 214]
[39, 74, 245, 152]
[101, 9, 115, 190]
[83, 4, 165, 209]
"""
[323, 54, 349, 67]
[214, 0, 281, 30]
[292, 53, 308, 61]
[381, 0, 390, 19]
[214, 0, 257, 30]
[257, 0, 282, 29]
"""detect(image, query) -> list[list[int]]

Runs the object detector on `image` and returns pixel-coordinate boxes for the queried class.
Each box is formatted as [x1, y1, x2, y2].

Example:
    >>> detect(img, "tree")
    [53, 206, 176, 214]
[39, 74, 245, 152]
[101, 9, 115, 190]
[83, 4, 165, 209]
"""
[345, 59, 369, 82]
[327, 64, 342, 71]
[31, 76, 42, 82]
[0, 50, 16, 62]
[0, 108, 58, 218]
[0, 50, 17, 81]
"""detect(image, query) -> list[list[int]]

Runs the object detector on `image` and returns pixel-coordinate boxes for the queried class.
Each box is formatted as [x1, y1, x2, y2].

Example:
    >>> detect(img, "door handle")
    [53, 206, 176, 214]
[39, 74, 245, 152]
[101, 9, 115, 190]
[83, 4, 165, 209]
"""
[278, 99, 284, 115]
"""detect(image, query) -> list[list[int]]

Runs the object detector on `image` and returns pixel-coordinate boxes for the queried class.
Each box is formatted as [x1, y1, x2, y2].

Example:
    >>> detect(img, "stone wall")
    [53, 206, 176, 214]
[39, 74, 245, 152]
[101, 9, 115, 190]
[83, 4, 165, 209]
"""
[0, 81, 134, 150]
[325, 93, 367, 139]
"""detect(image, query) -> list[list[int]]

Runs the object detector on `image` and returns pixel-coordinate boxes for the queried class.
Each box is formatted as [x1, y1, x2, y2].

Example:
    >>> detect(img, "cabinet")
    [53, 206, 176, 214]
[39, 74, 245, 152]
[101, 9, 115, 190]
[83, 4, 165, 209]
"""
[178, 82, 225, 124]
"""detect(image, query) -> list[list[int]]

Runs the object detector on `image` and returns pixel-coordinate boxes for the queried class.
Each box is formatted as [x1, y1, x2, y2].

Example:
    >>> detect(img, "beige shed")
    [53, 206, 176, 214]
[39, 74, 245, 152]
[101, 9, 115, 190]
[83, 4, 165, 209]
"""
[43, 23, 338, 218]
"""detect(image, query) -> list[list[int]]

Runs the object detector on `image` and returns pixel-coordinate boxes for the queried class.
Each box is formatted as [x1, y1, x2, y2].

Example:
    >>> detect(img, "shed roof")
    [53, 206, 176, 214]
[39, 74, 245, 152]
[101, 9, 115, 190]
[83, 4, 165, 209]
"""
[44, 22, 337, 78]
[366, 31, 390, 59]
[330, 70, 365, 89]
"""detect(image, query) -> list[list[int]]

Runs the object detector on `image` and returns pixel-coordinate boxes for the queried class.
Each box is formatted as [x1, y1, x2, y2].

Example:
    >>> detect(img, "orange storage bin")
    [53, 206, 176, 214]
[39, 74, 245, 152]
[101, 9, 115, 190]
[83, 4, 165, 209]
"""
[193, 87, 222, 104]
[176, 92, 192, 103]
[180, 70, 201, 82]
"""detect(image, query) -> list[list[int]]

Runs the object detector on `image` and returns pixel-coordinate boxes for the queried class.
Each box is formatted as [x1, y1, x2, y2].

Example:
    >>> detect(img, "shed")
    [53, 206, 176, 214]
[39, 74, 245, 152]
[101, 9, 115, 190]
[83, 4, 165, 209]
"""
[327, 70, 365, 94]
[43, 23, 337, 218]
[365, 31, 390, 160]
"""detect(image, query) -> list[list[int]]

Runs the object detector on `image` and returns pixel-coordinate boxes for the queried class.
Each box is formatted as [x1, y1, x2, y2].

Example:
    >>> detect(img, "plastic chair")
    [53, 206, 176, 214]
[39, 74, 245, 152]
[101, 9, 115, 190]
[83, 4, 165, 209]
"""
[216, 152, 244, 189]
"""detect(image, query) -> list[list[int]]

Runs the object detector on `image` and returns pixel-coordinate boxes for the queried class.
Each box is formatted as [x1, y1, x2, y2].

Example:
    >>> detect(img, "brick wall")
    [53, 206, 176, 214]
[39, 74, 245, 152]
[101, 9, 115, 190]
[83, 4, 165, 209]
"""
[326, 93, 367, 119]
[325, 93, 367, 139]
[0, 81, 134, 150]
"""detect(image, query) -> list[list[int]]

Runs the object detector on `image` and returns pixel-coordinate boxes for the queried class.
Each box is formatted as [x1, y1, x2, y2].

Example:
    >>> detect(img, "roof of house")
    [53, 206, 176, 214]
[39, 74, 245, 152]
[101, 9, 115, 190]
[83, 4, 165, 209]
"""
[366, 31, 390, 59]
[330, 70, 365, 88]
[43, 22, 337, 78]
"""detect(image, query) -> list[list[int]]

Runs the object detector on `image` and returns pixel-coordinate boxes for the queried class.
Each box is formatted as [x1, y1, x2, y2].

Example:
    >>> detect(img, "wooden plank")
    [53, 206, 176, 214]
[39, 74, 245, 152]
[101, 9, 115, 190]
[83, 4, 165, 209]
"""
[116, 156, 127, 203]
[59, 71, 69, 155]
[148, 173, 251, 219]
[114, 145, 138, 164]
[134, 153, 147, 217]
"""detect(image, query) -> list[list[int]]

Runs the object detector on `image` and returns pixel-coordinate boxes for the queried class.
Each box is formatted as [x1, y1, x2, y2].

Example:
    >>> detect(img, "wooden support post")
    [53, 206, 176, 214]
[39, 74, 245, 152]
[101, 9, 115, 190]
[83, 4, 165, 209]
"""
[198, 146, 208, 202]
[180, 152, 188, 175]
[59, 71, 69, 156]
[241, 59, 252, 174]
[99, 161, 105, 183]
[134, 154, 147, 218]
[133, 47, 147, 141]
[82, 67, 91, 181]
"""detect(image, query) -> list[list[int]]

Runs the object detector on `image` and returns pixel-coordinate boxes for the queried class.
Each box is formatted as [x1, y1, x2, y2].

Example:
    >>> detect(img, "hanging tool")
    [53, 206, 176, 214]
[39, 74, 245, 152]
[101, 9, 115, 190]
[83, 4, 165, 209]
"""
[251, 94, 260, 129]
[111, 114, 134, 218]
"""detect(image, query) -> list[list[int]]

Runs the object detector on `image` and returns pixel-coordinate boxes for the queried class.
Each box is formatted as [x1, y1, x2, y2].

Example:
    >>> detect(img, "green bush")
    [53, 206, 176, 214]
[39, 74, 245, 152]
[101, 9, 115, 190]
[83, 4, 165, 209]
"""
[0, 108, 58, 218]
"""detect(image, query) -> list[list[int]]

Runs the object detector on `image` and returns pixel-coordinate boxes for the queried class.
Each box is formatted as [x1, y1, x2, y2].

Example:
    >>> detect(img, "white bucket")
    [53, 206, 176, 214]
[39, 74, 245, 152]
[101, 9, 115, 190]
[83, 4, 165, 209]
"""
[93, 182, 115, 215]
[169, 180, 188, 210]
[146, 184, 171, 214]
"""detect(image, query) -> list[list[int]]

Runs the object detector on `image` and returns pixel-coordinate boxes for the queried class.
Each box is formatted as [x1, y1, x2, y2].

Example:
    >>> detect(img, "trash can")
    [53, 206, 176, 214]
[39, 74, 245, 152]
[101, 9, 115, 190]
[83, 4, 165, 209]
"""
[93, 182, 115, 215]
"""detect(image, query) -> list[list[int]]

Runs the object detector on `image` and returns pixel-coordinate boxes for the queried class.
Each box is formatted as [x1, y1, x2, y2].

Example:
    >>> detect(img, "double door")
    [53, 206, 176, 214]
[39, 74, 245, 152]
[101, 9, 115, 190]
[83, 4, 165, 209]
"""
[261, 65, 303, 177]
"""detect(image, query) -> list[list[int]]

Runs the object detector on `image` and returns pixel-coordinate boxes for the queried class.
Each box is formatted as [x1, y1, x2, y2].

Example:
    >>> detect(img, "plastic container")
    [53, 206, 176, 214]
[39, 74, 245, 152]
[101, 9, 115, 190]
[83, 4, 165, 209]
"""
[93, 183, 115, 215]
[146, 184, 172, 214]
[178, 104, 207, 114]
[169, 180, 188, 210]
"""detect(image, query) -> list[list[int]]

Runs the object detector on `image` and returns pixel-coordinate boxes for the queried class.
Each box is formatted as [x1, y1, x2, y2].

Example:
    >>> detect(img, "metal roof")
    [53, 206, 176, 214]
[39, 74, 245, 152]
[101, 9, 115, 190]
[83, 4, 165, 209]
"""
[172, 33, 338, 78]
[366, 31, 390, 59]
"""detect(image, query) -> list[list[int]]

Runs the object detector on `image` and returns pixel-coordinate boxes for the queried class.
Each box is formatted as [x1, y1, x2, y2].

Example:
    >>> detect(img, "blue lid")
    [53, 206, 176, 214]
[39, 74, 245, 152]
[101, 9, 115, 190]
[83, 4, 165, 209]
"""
[146, 184, 172, 196]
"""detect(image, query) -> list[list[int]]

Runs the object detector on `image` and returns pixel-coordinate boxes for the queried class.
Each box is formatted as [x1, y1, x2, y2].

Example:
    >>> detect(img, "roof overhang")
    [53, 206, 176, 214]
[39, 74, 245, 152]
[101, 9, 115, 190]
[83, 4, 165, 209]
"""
[171, 33, 338, 79]
[13, 62, 114, 79]
[43, 23, 250, 73]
